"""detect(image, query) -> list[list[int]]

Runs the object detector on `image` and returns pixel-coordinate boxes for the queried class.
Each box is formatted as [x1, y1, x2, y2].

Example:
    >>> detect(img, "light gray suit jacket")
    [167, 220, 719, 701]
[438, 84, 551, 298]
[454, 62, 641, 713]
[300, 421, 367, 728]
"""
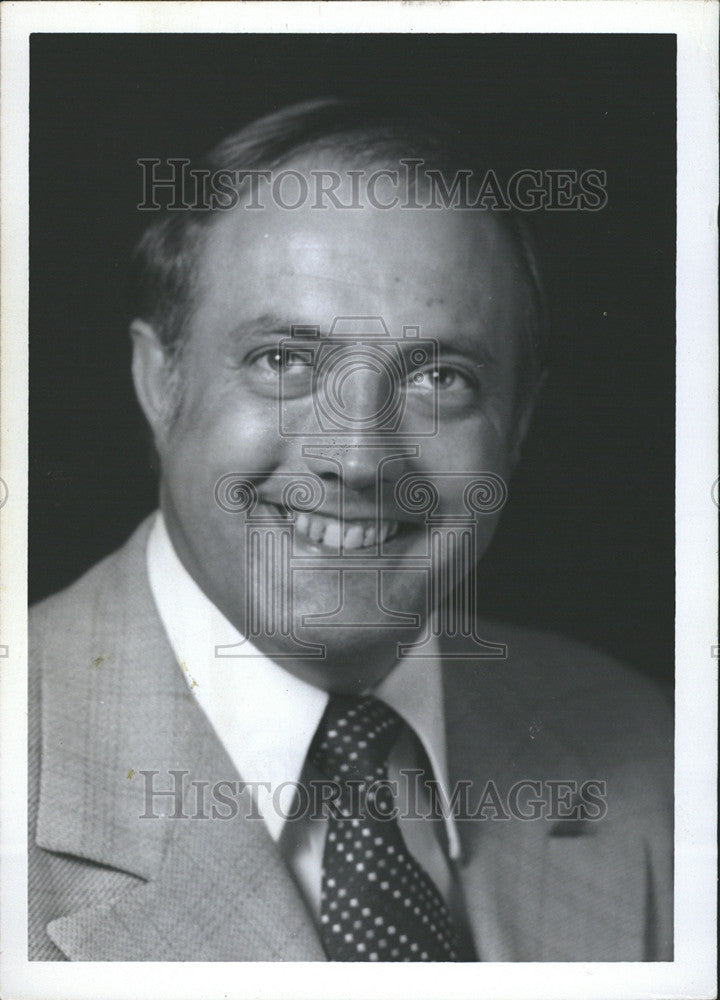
[29, 518, 673, 961]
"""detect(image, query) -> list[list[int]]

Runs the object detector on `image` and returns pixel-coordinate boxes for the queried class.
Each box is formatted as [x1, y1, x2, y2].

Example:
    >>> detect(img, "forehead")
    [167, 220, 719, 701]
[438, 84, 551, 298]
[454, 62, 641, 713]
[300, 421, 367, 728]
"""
[193, 172, 531, 355]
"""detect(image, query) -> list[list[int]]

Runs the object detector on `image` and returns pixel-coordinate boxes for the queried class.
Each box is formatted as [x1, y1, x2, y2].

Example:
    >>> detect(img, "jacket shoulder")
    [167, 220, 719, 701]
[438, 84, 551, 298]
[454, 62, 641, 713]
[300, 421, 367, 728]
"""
[29, 517, 155, 662]
[476, 617, 671, 702]
[28, 517, 158, 959]
[463, 618, 673, 765]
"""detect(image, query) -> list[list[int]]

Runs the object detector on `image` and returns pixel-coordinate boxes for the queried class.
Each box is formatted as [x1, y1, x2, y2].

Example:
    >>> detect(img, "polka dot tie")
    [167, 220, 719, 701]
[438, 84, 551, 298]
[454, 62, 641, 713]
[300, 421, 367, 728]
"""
[308, 694, 460, 961]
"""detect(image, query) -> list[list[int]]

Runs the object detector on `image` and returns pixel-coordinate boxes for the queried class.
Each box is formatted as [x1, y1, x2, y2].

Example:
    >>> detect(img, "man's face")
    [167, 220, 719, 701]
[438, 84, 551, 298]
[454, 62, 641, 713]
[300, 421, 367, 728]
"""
[143, 169, 535, 691]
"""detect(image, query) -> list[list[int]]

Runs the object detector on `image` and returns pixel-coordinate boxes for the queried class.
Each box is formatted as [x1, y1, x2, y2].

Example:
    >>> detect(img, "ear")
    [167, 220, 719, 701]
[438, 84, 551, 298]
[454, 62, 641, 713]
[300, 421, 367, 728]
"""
[130, 319, 177, 443]
[509, 368, 548, 468]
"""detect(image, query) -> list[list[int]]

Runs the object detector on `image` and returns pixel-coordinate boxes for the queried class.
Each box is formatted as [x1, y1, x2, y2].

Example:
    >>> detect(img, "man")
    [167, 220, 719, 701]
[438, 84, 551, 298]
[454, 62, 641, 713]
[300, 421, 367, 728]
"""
[28, 100, 672, 961]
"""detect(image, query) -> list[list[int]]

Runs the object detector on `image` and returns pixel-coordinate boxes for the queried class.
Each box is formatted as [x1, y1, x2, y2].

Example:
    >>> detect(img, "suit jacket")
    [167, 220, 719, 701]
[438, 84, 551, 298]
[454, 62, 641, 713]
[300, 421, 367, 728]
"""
[28, 517, 673, 961]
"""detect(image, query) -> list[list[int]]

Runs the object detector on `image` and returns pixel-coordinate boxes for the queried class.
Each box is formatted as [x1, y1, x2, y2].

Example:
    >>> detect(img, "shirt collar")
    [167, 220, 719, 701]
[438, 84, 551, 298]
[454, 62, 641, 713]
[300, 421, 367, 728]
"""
[146, 511, 459, 856]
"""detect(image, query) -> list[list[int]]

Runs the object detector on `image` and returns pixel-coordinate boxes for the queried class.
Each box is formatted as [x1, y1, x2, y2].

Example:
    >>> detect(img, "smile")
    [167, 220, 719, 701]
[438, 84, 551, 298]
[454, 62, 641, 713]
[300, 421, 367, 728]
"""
[261, 502, 401, 550]
[293, 511, 400, 549]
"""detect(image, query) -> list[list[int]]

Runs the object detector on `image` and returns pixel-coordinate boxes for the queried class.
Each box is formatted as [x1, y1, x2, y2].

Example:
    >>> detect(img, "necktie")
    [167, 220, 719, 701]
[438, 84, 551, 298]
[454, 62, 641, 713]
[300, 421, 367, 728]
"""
[308, 693, 460, 961]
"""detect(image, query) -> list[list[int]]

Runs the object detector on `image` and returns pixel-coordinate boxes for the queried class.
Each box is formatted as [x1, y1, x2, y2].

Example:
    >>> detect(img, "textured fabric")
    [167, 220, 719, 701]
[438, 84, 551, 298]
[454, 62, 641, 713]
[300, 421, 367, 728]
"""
[29, 517, 325, 962]
[309, 695, 460, 961]
[28, 516, 674, 961]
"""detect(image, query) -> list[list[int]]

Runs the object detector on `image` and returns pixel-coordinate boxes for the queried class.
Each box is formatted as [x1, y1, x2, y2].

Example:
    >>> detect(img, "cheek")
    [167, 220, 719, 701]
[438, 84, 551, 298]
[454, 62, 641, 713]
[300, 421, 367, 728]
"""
[163, 394, 286, 508]
[418, 417, 511, 537]
[426, 414, 511, 476]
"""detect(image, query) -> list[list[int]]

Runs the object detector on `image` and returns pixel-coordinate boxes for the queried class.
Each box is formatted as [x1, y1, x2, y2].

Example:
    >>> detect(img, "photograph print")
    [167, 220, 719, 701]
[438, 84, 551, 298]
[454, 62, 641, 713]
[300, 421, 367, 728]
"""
[28, 31, 675, 963]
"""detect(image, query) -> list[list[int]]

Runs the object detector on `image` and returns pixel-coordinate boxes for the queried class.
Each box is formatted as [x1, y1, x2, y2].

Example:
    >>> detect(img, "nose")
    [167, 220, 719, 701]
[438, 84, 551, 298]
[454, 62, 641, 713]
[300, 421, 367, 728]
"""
[303, 441, 404, 492]
[301, 359, 412, 492]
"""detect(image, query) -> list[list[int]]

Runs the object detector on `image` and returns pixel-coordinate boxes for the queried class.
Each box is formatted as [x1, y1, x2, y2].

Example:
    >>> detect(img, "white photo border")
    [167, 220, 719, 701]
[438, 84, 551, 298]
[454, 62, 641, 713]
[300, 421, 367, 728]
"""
[1, 2, 717, 999]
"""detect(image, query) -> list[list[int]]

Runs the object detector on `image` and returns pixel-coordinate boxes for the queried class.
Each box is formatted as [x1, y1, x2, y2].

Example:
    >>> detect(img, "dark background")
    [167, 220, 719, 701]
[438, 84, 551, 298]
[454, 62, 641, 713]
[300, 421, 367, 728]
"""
[30, 34, 676, 684]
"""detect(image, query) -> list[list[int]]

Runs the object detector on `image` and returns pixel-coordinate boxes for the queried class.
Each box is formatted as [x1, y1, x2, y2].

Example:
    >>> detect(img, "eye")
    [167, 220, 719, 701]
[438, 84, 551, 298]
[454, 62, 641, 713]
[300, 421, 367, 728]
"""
[240, 345, 315, 399]
[407, 365, 477, 393]
[254, 348, 312, 376]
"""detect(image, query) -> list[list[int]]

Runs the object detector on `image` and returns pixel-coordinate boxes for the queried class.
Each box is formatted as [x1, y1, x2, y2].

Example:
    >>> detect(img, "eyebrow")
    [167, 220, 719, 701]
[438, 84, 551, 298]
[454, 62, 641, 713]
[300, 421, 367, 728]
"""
[223, 312, 498, 367]
[223, 313, 300, 345]
[440, 333, 497, 368]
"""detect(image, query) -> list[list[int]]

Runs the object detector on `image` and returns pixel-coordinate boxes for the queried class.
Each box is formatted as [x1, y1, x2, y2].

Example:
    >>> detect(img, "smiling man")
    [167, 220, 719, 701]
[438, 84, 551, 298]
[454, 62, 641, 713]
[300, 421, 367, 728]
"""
[28, 100, 673, 962]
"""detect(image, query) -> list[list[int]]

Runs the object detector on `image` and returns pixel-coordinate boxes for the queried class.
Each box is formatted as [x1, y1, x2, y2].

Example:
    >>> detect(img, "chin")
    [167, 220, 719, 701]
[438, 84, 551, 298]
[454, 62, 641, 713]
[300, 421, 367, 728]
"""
[242, 610, 422, 692]
[281, 626, 414, 693]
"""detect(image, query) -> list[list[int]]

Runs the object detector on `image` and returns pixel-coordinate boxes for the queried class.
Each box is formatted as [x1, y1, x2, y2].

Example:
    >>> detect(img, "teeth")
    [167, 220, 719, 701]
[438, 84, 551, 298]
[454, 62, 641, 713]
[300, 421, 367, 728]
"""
[343, 525, 365, 550]
[284, 509, 400, 550]
[322, 520, 342, 548]
[308, 518, 325, 543]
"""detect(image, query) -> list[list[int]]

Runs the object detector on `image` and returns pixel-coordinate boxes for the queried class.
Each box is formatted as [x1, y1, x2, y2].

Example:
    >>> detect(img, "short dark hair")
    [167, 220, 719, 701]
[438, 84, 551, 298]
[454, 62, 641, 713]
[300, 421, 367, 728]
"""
[128, 98, 550, 398]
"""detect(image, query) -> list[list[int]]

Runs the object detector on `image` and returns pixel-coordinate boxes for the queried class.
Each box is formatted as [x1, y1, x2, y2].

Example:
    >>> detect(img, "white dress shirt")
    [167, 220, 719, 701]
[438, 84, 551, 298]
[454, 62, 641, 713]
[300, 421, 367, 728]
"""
[146, 512, 465, 927]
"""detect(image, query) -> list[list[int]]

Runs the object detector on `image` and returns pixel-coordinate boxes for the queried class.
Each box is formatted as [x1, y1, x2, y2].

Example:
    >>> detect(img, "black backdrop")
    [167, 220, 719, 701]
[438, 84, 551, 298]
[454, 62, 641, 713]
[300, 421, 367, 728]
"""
[29, 33, 676, 683]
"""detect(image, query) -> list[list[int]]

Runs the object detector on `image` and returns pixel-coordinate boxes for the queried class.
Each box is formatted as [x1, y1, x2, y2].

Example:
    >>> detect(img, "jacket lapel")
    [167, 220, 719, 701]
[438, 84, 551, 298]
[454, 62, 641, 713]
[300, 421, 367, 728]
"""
[36, 518, 325, 961]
